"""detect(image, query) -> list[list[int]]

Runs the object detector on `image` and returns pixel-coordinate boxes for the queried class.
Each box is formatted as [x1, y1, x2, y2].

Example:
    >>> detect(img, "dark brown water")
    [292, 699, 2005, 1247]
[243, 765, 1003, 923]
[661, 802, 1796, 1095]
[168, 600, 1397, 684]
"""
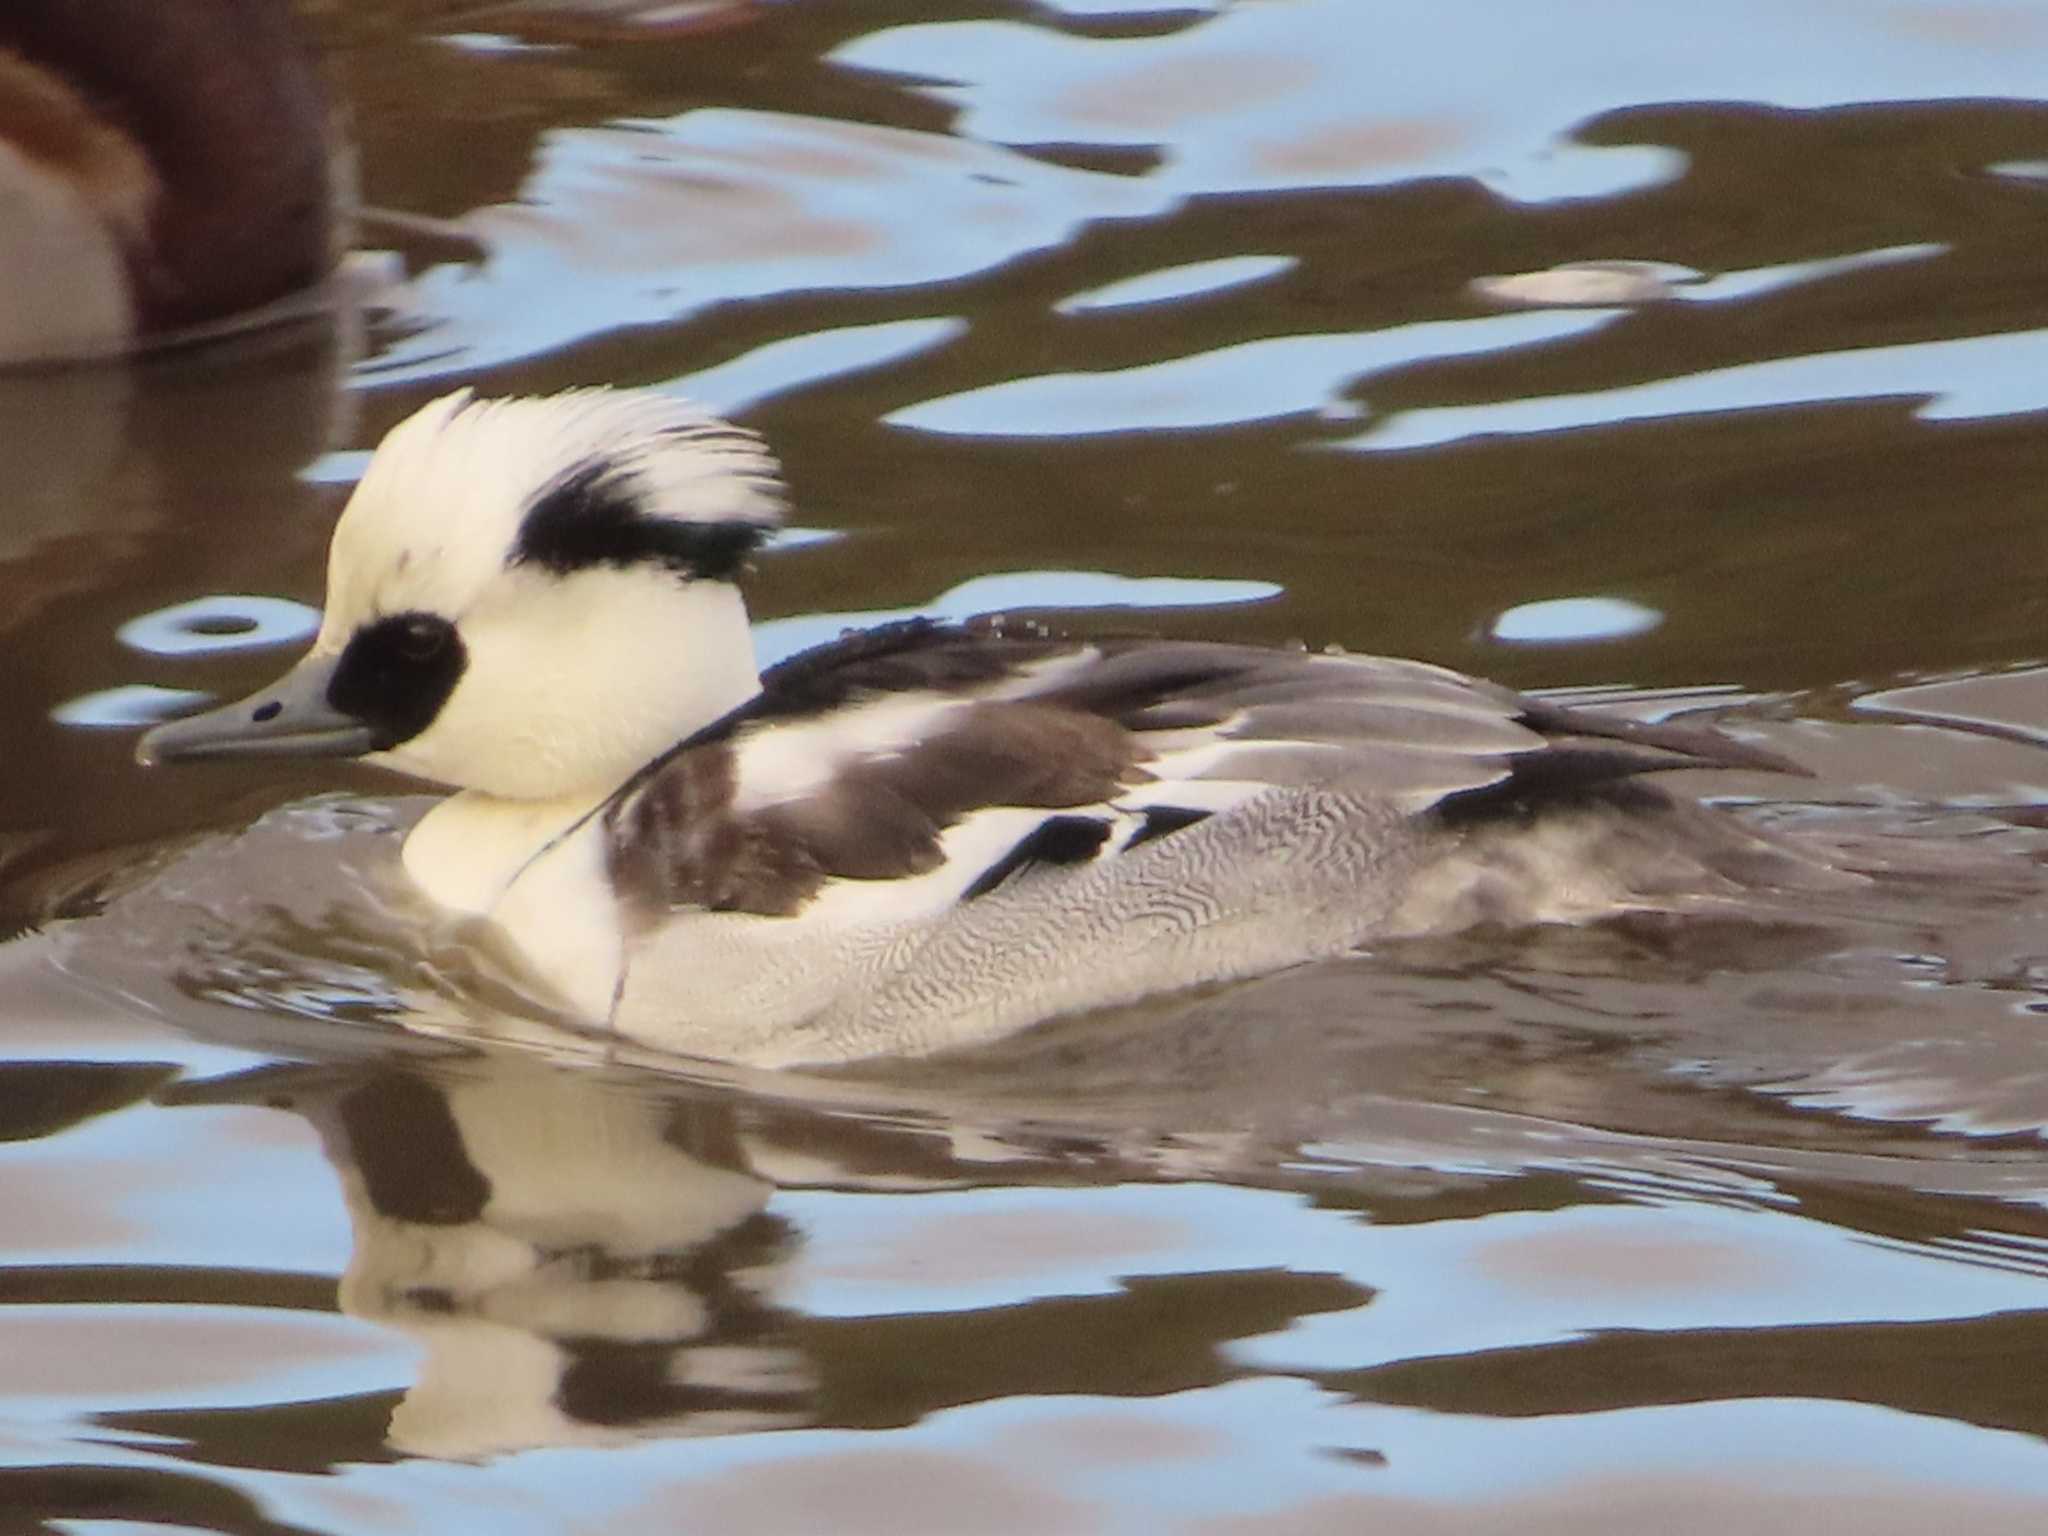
[8, 2, 2048, 1530]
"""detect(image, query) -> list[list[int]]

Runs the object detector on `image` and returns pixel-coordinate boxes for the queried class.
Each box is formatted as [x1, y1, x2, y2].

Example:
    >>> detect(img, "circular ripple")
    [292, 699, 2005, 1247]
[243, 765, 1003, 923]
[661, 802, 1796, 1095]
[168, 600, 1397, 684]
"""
[51, 685, 213, 729]
[117, 596, 320, 657]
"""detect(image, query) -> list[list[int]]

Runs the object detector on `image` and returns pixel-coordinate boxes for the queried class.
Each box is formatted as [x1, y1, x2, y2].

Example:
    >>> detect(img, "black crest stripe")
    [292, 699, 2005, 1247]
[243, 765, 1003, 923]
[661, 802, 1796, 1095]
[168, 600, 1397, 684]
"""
[512, 458, 773, 581]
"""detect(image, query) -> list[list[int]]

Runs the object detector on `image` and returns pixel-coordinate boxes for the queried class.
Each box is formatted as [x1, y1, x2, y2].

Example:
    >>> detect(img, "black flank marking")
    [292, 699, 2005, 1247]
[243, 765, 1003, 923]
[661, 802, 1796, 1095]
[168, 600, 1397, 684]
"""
[512, 459, 771, 581]
[1437, 703, 1811, 829]
[962, 815, 1113, 901]
[327, 611, 466, 750]
[1126, 804, 1211, 849]
[1516, 697, 1813, 777]
[1435, 755, 1682, 828]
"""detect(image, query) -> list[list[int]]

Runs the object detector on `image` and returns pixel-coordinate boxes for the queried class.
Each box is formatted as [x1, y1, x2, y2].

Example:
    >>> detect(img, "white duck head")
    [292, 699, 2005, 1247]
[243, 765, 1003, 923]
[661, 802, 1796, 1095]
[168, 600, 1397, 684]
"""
[139, 388, 786, 801]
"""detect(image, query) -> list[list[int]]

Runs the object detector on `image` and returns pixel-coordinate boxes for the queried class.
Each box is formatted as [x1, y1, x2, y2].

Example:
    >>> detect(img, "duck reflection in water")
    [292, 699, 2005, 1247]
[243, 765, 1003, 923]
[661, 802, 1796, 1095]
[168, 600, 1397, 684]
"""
[180, 1055, 810, 1457]
[167, 1049, 1364, 1459]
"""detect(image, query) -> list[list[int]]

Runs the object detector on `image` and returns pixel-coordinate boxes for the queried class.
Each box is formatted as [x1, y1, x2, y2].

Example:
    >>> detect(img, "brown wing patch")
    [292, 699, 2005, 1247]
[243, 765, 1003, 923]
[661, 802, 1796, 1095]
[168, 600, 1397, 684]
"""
[605, 746, 825, 918]
[746, 700, 1145, 890]
[607, 698, 1146, 919]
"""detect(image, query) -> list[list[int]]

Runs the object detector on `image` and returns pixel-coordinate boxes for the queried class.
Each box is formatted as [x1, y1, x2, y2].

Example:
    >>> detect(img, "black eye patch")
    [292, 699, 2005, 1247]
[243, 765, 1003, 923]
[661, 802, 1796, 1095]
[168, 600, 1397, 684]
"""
[511, 458, 773, 581]
[327, 612, 467, 750]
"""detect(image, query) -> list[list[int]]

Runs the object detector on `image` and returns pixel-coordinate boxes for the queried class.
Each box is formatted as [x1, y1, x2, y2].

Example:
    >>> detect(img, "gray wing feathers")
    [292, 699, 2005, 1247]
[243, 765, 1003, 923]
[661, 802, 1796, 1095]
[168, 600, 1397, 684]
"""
[606, 628, 1798, 920]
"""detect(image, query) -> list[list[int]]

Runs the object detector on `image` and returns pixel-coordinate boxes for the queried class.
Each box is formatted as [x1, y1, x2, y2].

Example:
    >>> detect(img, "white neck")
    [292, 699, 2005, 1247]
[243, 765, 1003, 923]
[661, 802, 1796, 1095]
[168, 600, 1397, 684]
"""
[402, 788, 614, 916]
[397, 589, 767, 915]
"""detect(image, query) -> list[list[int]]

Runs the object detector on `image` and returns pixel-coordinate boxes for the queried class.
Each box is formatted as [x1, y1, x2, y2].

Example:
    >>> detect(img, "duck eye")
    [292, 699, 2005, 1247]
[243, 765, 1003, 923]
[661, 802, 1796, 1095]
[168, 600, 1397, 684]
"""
[396, 616, 450, 662]
[327, 611, 469, 751]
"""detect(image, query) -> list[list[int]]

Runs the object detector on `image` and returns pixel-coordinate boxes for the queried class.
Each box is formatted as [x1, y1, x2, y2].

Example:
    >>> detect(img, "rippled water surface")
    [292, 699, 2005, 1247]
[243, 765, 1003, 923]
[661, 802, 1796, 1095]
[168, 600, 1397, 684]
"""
[10, 1, 2048, 1530]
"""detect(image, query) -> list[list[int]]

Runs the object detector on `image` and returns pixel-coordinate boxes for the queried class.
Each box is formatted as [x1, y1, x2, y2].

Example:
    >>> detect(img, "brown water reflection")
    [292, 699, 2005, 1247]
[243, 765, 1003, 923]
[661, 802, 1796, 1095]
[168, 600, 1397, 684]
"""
[7, 0, 2048, 1530]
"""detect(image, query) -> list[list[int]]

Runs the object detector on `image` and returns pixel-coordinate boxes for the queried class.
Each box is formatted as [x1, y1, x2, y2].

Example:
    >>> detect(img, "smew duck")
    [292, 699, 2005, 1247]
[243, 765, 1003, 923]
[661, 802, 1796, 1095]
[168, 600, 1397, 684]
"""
[138, 387, 1826, 1065]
